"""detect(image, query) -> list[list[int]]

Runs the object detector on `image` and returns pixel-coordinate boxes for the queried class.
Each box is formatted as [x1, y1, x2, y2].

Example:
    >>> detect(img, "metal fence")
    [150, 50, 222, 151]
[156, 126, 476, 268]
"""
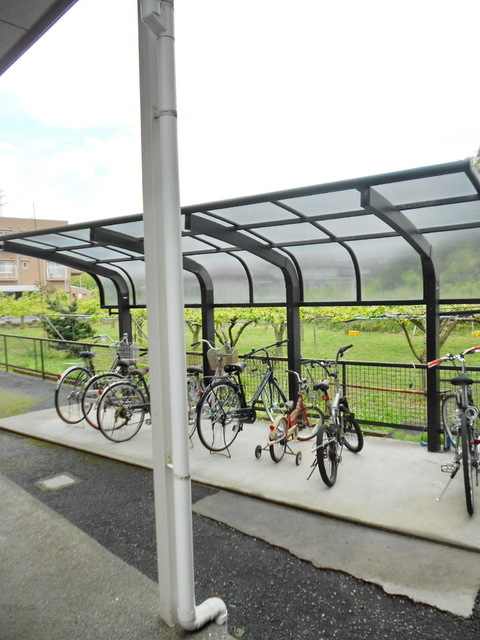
[187, 348, 480, 433]
[2, 332, 480, 432]
[0, 333, 148, 381]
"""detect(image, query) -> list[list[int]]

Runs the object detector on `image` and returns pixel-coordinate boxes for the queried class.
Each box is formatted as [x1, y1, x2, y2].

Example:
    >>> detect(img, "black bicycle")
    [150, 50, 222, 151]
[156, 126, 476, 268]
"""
[429, 347, 480, 515]
[195, 340, 288, 453]
[308, 345, 363, 487]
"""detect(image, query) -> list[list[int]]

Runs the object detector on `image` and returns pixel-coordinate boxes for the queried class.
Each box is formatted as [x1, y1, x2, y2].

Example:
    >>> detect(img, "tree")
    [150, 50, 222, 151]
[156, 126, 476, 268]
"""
[214, 308, 256, 348]
[185, 308, 202, 346]
[254, 308, 287, 354]
[41, 292, 95, 344]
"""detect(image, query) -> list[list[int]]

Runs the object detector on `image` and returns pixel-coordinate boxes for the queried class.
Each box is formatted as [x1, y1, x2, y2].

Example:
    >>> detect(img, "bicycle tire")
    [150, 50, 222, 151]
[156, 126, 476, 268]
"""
[442, 393, 459, 447]
[55, 366, 91, 424]
[187, 374, 204, 438]
[97, 380, 146, 442]
[296, 405, 324, 441]
[81, 371, 124, 429]
[269, 416, 287, 463]
[196, 379, 243, 452]
[316, 424, 338, 487]
[461, 415, 475, 515]
[261, 379, 287, 423]
[343, 413, 364, 453]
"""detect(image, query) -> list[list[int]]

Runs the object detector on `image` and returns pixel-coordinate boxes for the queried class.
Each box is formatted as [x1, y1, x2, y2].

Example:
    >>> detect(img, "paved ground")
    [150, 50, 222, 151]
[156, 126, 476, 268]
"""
[2, 371, 480, 639]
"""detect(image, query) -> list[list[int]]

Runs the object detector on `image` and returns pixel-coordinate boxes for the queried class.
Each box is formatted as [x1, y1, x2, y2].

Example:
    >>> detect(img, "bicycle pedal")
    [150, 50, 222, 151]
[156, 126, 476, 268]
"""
[441, 463, 458, 473]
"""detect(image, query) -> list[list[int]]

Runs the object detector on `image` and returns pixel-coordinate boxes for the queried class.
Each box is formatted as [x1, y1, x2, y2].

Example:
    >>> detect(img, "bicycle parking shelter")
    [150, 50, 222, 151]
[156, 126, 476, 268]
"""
[1, 159, 480, 452]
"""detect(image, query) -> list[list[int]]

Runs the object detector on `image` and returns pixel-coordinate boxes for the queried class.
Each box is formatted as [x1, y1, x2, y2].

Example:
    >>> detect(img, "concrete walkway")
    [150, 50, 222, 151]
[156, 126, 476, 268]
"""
[2, 407, 479, 551]
[2, 408, 480, 619]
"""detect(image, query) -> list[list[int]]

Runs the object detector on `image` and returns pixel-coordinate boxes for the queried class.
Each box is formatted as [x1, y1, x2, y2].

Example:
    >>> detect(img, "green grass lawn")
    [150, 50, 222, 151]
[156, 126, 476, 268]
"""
[0, 389, 38, 419]
[3, 317, 480, 367]
[193, 321, 480, 364]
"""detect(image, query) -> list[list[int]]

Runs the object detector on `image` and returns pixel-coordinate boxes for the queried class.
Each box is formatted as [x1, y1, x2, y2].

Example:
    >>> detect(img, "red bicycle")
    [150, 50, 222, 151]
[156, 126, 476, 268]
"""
[255, 367, 324, 464]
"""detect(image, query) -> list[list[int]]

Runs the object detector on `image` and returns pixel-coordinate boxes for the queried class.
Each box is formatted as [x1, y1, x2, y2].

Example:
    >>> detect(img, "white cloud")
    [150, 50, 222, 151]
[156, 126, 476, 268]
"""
[0, 0, 479, 221]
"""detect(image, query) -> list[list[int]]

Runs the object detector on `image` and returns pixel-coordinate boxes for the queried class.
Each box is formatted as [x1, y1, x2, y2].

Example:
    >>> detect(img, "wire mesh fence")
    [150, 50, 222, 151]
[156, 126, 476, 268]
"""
[5, 334, 480, 432]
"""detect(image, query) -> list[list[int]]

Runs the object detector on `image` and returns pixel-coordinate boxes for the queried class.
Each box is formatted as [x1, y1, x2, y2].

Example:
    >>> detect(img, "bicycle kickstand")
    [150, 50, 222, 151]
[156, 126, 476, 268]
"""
[437, 467, 459, 502]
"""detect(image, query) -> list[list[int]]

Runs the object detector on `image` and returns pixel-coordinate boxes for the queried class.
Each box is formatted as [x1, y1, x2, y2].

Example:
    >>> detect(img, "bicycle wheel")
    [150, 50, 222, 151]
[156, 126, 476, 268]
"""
[460, 415, 475, 515]
[55, 366, 91, 424]
[97, 380, 146, 442]
[261, 379, 287, 423]
[296, 405, 324, 441]
[187, 374, 203, 438]
[196, 380, 243, 452]
[442, 393, 460, 447]
[343, 413, 364, 453]
[316, 424, 338, 487]
[269, 416, 287, 463]
[81, 372, 124, 429]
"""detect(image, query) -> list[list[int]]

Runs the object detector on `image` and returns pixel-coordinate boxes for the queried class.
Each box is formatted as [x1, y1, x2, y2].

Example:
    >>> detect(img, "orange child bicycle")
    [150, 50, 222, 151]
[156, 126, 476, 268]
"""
[255, 366, 324, 464]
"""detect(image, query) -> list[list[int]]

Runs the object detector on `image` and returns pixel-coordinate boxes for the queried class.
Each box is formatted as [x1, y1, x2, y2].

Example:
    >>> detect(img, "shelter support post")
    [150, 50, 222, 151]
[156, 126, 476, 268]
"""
[183, 257, 215, 376]
[138, 0, 226, 630]
[187, 214, 302, 396]
[424, 265, 440, 452]
[361, 187, 441, 451]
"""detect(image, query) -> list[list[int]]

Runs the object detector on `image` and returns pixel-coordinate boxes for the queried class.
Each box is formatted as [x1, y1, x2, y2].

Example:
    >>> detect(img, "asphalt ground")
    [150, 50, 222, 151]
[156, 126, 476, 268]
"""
[1, 371, 480, 639]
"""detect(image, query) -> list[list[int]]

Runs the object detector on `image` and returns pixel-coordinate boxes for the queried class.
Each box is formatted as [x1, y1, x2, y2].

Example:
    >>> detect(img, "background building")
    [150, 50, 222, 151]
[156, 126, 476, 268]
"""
[0, 216, 89, 298]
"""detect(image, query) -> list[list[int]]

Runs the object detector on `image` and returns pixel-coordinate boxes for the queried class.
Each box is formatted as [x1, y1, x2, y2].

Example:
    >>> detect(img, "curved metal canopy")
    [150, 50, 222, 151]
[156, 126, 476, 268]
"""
[1, 159, 480, 312]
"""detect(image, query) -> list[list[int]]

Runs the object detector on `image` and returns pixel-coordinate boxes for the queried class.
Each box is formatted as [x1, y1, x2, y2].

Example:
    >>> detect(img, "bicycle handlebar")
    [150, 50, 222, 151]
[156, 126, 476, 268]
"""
[192, 339, 233, 352]
[427, 346, 480, 368]
[244, 339, 288, 358]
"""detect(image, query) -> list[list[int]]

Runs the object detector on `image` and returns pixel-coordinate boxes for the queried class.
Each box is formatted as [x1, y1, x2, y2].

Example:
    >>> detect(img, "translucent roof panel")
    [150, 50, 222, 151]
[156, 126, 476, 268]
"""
[33, 234, 86, 249]
[210, 202, 297, 225]
[374, 172, 476, 205]
[79, 246, 133, 261]
[187, 253, 250, 304]
[1, 160, 479, 310]
[346, 237, 423, 301]
[96, 275, 118, 307]
[319, 214, 394, 239]
[287, 243, 356, 302]
[114, 260, 147, 306]
[183, 271, 201, 305]
[234, 251, 286, 303]
[182, 236, 218, 253]
[279, 189, 361, 217]
[425, 228, 480, 299]
[254, 222, 329, 244]
[105, 221, 144, 239]
[403, 201, 480, 230]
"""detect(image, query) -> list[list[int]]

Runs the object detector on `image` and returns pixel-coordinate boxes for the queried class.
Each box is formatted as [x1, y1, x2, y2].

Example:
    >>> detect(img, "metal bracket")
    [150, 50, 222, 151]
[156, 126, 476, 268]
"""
[141, 0, 167, 36]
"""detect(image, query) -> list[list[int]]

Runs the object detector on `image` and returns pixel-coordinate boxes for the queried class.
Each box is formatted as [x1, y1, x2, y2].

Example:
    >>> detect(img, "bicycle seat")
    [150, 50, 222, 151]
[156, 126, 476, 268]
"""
[284, 400, 295, 413]
[117, 358, 137, 369]
[313, 381, 329, 392]
[129, 367, 149, 377]
[79, 351, 96, 360]
[187, 365, 203, 375]
[224, 362, 247, 374]
[451, 373, 474, 386]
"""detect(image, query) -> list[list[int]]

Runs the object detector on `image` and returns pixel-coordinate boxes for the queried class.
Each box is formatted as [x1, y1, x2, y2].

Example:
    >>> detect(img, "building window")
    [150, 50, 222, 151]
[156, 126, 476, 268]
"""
[22, 261, 28, 269]
[0, 261, 16, 278]
[46, 263, 67, 280]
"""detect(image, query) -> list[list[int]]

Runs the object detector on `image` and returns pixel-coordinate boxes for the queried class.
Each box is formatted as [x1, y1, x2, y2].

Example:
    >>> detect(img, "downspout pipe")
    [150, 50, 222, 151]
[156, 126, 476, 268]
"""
[139, 0, 227, 631]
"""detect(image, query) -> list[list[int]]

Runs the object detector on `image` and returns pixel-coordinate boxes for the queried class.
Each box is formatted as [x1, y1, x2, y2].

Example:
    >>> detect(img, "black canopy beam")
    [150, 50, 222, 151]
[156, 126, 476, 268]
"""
[361, 187, 440, 451]
[188, 214, 302, 398]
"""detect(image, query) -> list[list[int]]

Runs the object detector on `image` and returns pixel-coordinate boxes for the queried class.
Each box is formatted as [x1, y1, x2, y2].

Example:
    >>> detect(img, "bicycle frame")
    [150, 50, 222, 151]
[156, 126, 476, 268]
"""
[428, 347, 480, 514]
[228, 343, 286, 423]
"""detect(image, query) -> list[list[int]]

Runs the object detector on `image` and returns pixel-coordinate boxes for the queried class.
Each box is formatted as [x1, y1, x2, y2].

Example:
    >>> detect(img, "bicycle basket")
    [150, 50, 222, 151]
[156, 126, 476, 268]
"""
[111, 339, 140, 361]
[207, 347, 238, 369]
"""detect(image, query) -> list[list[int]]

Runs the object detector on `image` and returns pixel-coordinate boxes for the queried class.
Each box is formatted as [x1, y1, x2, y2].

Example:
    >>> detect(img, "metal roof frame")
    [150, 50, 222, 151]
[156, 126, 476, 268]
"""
[1, 158, 479, 313]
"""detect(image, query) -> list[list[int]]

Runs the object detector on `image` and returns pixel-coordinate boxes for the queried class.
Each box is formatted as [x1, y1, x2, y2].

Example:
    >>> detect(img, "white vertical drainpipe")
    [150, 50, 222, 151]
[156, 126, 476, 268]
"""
[138, 0, 227, 631]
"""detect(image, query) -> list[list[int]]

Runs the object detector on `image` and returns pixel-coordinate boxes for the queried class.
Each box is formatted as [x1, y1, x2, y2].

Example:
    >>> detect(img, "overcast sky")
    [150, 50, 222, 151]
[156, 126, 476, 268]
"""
[0, 0, 479, 224]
